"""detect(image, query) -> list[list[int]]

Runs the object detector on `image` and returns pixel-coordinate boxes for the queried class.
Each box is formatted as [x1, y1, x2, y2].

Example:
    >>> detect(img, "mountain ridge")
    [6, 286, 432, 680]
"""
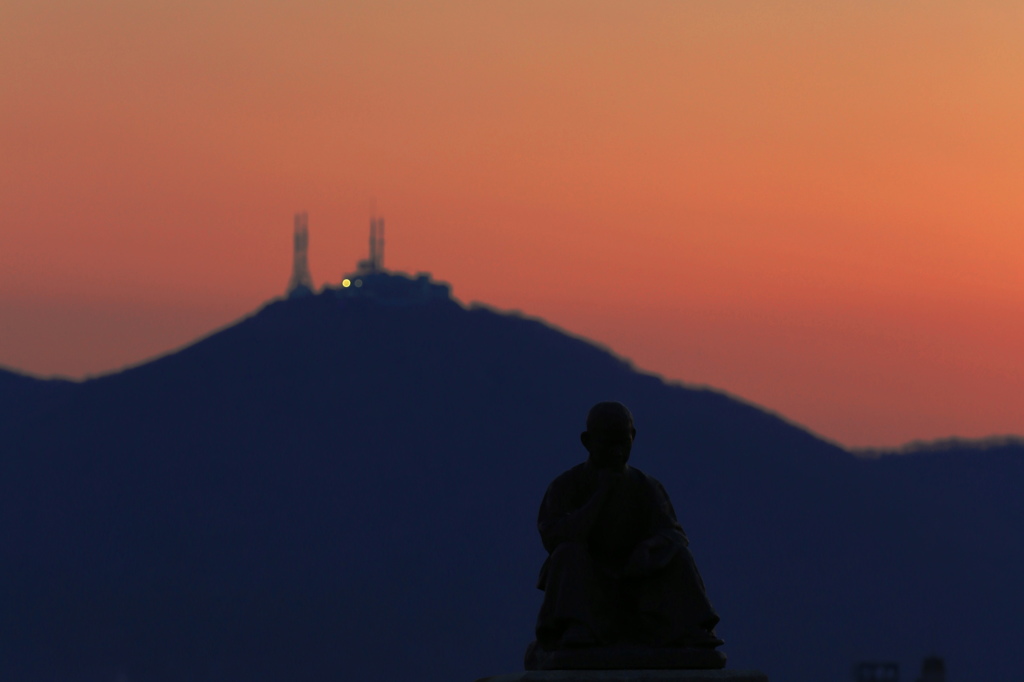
[4, 295, 1016, 456]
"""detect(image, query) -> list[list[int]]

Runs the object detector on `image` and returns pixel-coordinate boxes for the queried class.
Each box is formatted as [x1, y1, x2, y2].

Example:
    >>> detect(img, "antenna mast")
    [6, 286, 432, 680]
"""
[356, 211, 386, 275]
[376, 218, 385, 270]
[369, 217, 378, 271]
[286, 211, 314, 296]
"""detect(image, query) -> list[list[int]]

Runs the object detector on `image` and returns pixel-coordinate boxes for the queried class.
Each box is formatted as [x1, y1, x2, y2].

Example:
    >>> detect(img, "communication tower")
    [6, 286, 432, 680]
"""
[357, 216, 385, 274]
[287, 211, 314, 297]
[338, 214, 452, 301]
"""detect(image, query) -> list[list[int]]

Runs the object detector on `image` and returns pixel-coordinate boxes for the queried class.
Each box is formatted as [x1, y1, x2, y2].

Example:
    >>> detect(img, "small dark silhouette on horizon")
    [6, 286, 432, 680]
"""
[855, 661, 899, 682]
[915, 656, 945, 682]
[526, 401, 725, 671]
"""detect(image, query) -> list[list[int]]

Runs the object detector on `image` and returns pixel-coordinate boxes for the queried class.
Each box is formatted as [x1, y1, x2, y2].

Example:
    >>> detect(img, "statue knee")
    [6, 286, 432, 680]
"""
[550, 540, 590, 561]
[547, 541, 595, 574]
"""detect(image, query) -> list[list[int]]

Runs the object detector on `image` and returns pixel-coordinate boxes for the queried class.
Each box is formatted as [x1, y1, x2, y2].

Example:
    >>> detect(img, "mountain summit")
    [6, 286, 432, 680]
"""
[1, 287, 1021, 682]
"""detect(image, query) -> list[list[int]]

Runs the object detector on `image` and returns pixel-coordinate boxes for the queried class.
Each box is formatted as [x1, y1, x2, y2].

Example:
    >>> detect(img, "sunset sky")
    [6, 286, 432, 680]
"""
[2, 1, 1023, 447]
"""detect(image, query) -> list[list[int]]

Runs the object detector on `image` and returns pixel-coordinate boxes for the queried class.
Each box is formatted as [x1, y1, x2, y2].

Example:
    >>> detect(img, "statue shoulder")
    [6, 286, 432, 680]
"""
[629, 467, 673, 499]
[541, 462, 593, 504]
[627, 465, 657, 486]
[547, 462, 590, 489]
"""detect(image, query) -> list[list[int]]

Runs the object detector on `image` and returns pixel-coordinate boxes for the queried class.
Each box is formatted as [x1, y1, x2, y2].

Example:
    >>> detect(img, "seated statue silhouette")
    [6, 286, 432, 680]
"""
[526, 401, 725, 670]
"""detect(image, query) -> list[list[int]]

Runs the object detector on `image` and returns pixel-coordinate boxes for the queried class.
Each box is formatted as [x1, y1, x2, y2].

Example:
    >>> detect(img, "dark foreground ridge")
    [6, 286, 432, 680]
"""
[0, 288, 1022, 682]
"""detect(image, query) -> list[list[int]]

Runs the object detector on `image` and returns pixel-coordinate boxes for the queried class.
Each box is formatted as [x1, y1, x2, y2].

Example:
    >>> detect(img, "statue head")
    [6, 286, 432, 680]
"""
[581, 401, 636, 472]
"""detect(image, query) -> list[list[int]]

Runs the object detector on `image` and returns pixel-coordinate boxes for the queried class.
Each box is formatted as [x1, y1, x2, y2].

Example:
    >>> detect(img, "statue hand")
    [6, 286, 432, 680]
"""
[624, 536, 674, 577]
[623, 541, 652, 577]
[646, 534, 676, 570]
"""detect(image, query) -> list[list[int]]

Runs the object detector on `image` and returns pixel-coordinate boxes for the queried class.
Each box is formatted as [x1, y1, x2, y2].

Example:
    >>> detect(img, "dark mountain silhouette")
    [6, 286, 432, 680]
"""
[0, 288, 1021, 682]
[0, 367, 75, 432]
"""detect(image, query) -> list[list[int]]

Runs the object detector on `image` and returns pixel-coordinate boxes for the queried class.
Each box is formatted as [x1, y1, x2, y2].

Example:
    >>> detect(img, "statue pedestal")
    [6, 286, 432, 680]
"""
[524, 642, 727, 671]
[476, 671, 769, 682]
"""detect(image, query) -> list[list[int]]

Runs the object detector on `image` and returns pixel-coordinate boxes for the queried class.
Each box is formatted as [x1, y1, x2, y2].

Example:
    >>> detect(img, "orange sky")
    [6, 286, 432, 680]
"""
[2, 1, 1023, 447]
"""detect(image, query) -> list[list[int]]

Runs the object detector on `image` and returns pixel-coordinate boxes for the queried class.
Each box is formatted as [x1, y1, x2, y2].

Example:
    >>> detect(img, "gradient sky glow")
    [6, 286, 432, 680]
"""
[2, 1, 1023, 447]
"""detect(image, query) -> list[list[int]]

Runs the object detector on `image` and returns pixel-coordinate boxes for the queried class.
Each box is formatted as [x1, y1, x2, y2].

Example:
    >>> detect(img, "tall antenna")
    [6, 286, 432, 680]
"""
[369, 217, 378, 270]
[359, 214, 386, 274]
[355, 209, 389, 276]
[376, 218, 385, 270]
[286, 211, 314, 296]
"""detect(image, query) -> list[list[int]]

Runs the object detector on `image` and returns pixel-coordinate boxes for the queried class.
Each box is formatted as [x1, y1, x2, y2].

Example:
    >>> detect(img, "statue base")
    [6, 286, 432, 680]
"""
[523, 641, 727, 671]
[476, 671, 768, 682]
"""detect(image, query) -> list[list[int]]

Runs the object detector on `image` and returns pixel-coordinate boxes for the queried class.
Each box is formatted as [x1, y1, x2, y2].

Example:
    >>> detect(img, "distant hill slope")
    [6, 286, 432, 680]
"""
[0, 367, 75, 432]
[0, 292, 1020, 682]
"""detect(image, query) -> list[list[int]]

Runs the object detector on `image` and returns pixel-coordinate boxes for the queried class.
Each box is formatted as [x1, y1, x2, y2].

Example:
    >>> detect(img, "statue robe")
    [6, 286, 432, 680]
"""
[535, 461, 719, 649]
